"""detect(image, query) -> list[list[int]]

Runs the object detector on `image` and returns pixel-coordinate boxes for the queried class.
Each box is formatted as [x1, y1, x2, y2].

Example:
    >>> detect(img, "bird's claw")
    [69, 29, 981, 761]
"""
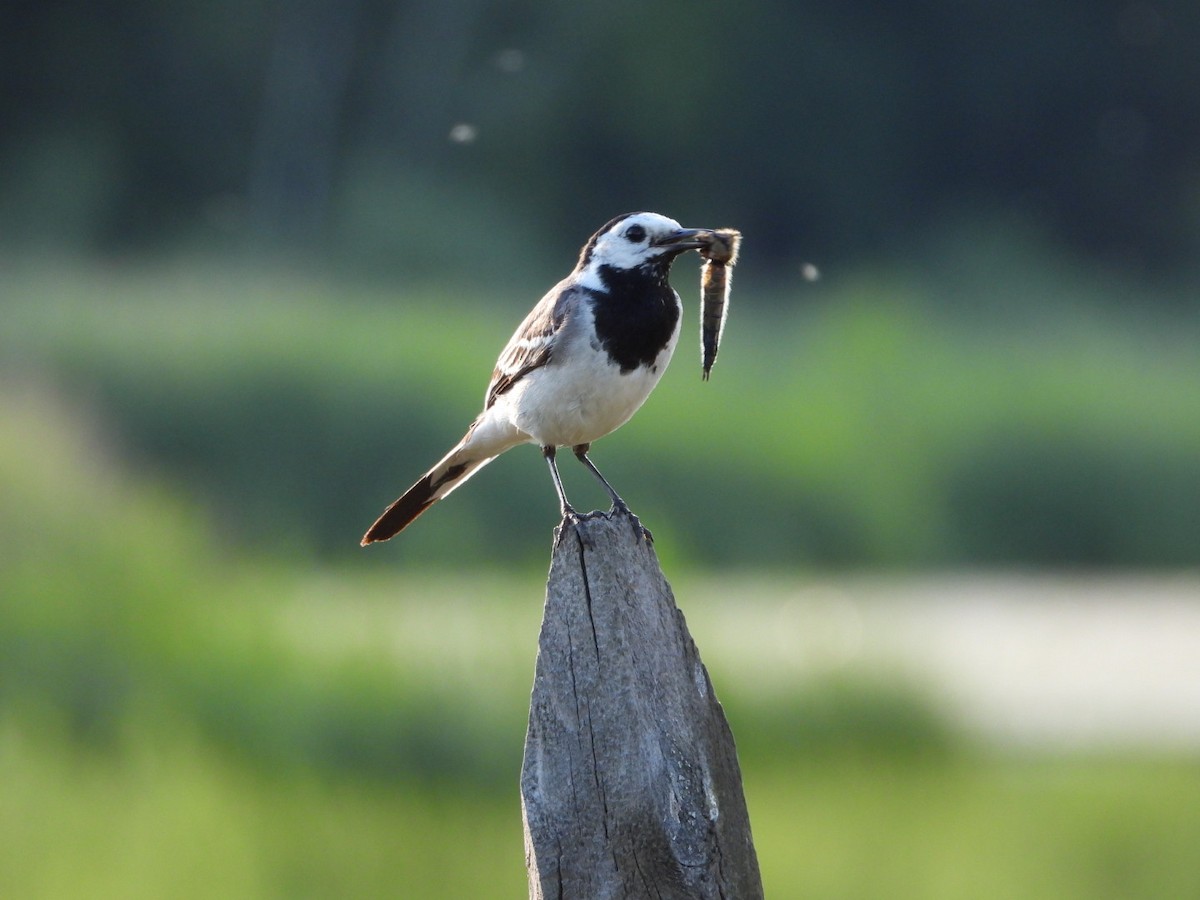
[554, 504, 651, 548]
[608, 502, 653, 544]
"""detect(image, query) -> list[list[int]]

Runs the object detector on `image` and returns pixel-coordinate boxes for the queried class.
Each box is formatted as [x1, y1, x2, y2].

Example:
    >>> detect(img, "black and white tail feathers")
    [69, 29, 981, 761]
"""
[360, 440, 493, 545]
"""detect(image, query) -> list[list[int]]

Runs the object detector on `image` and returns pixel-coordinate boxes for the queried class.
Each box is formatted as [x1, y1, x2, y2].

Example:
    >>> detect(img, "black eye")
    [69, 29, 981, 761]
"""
[625, 224, 646, 243]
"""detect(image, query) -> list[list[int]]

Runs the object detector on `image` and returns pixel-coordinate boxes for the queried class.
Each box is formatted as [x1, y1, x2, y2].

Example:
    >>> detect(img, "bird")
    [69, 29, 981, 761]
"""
[360, 211, 716, 546]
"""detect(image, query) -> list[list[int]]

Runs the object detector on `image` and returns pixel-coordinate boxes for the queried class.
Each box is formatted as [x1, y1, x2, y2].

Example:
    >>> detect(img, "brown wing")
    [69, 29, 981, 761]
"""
[485, 281, 577, 409]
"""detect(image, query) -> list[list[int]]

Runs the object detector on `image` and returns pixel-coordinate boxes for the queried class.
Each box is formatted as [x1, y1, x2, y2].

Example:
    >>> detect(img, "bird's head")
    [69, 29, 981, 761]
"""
[577, 212, 712, 279]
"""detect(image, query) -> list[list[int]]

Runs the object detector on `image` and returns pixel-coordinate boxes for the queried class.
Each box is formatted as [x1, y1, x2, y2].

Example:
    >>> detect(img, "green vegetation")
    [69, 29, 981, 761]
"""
[5, 719, 1200, 899]
[7, 3, 1199, 279]
[747, 757, 1200, 899]
[3, 257, 1198, 567]
[3, 350, 1200, 897]
[0, 717, 526, 899]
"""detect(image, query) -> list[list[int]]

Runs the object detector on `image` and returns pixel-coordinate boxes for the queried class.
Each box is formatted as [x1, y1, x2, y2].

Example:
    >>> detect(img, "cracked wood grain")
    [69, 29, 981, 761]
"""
[521, 511, 763, 900]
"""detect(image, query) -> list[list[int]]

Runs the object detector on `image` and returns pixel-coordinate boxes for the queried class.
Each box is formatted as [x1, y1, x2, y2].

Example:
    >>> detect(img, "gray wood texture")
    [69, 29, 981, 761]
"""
[521, 511, 764, 899]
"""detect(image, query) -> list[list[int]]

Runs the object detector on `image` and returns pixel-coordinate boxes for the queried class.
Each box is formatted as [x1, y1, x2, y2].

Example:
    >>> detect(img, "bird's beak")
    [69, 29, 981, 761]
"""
[653, 227, 713, 251]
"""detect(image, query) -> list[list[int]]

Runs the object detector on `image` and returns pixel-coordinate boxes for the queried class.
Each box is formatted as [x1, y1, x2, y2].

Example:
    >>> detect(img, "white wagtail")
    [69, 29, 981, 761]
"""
[361, 211, 719, 546]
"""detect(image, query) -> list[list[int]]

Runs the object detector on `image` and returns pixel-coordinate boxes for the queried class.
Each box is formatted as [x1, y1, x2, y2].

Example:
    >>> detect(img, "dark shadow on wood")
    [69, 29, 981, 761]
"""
[521, 510, 764, 899]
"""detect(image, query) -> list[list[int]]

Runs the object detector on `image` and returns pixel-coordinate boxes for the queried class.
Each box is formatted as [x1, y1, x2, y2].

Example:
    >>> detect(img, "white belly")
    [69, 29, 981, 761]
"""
[504, 317, 680, 448]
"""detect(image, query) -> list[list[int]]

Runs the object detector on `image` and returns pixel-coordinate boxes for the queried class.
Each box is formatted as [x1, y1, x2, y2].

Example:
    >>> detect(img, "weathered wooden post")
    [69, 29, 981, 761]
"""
[521, 510, 764, 899]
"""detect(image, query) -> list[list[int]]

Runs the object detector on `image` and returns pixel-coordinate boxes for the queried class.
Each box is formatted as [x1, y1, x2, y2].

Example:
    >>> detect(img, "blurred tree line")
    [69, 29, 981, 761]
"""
[3, 0, 1199, 284]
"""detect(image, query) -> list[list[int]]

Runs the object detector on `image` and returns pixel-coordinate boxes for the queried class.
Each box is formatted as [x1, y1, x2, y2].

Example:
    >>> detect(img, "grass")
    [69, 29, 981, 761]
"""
[746, 756, 1200, 899]
[0, 714, 526, 899]
[4, 714, 1199, 899]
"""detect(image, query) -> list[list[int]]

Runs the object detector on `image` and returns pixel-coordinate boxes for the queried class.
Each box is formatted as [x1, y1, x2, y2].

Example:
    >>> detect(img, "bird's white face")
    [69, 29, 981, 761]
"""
[582, 212, 702, 274]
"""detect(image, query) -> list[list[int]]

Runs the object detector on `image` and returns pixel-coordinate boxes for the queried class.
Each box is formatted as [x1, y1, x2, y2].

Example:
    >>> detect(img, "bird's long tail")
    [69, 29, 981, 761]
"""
[360, 439, 495, 545]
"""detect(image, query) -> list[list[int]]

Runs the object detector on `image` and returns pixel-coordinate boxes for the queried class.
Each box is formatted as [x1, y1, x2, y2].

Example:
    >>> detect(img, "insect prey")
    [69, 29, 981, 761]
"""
[699, 228, 741, 380]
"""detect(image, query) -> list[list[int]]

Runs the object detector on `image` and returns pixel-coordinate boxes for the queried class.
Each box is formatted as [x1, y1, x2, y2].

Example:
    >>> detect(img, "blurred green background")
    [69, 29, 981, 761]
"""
[3, 1, 1199, 897]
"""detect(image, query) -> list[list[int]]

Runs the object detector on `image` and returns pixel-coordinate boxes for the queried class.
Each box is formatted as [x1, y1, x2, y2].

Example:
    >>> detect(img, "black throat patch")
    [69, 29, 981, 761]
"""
[588, 263, 681, 373]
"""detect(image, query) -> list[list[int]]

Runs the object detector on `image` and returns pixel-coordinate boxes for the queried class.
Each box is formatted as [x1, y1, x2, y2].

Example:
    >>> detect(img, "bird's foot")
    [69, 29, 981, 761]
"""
[554, 504, 652, 547]
[607, 500, 653, 543]
[554, 504, 593, 549]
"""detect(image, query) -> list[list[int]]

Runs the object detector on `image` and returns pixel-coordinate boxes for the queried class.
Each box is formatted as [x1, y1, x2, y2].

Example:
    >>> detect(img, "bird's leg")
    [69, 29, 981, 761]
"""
[543, 445, 577, 519]
[572, 444, 627, 513]
[573, 444, 652, 541]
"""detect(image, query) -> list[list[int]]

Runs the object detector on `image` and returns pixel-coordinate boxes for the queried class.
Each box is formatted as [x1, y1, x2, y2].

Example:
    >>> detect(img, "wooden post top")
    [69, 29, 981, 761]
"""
[521, 511, 763, 899]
